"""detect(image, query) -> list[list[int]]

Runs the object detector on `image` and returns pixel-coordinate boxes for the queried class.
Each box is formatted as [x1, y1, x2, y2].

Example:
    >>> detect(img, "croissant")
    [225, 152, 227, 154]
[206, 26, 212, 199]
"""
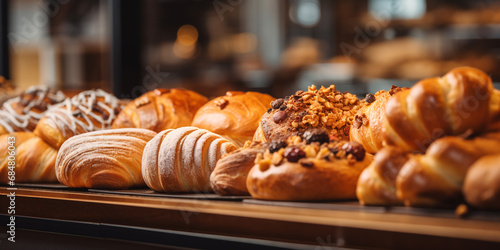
[463, 154, 500, 209]
[191, 91, 274, 147]
[0, 86, 66, 135]
[356, 146, 409, 205]
[34, 89, 122, 149]
[396, 131, 500, 207]
[142, 126, 237, 193]
[384, 67, 495, 152]
[0, 132, 58, 183]
[112, 88, 208, 132]
[56, 128, 157, 189]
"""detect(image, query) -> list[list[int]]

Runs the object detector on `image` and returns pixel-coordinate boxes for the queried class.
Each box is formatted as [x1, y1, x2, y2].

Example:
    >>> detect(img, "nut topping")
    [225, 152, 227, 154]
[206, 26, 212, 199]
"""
[273, 111, 287, 123]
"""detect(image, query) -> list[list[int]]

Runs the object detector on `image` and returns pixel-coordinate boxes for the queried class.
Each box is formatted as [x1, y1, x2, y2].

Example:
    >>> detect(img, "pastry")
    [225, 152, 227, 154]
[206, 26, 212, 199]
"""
[463, 154, 500, 209]
[56, 128, 157, 189]
[356, 146, 409, 205]
[350, 86, 407, 153]
[384, 67, 495, 152]
[142, 126, 237, 193]
[0, 86, 66, 135]
[255, 85, 366, 143]
[0, 132, 58, 183]
[34, 89, 122, 149]
[210, 141, 268, 195]
[112, 88, 208, 132]
[247, 129, 373, 201]
[192, 91, 274, 147]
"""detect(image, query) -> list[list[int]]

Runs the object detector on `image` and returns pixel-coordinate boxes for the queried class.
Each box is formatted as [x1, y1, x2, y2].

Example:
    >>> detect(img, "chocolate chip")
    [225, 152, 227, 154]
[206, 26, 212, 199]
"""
[299, 158, 314, 167]
[279, 104, 287, 111]
[215, 99, 229, 110]
[342, 141, 365, 161]
[344, 125, 351, 136]
[271, 99, 284, 109]
[353, 115, 362, 129]
[269, 141, 287, 153]
[284, 146, 306, 162]
[302, 128, 329, 144]
[365, 93, 376, 103]
[273, 111, 286, 123]
[267, 108, 272, 113]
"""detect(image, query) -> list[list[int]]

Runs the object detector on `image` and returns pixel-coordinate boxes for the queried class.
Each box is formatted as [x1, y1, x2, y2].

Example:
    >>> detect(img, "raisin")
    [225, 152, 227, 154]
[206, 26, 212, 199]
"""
[271, 99, 284, 109]
[365, 93, 376, 103]
[302, 128, 329, 144]
[269, 141, 288, 153]
[342, 141, 365, 161]
[273, 111, 286, 123]
[279, 104, 287, 111]
[284, 146, 306, 162]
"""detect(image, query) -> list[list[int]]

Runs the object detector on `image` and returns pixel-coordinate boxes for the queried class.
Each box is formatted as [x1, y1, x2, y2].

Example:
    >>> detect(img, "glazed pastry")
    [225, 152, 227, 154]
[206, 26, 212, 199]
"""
[112, 88, 208, 132]
[396, 131, 500, 207]
[255, 85, 366, 143]
[34, 89, 122, 149]
[210, 141, 268, 196]
[0, 132, 58, 183]
[463, 154, 500, 209]
[0, 86, 66, 135]
[192, 91, 274, 147]
[350, 86, 407, 154]
[384, 67, 495, 152]
[247, 129, 373, 201]
[356, 146, 409, 205]
[56, 128, 157, 189]
[142, 126, 237, 193]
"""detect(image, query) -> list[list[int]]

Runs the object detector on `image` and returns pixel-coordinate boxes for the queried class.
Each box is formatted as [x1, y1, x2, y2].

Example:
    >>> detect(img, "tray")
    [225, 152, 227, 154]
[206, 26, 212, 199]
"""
[88, 188, 250, 201]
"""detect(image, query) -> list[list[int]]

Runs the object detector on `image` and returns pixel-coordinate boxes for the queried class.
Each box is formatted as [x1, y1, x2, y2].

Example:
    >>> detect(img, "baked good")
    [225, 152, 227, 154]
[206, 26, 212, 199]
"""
[192, 91, 274, 147]
[247, 129, 374, 201]
[384, 67, 495, 152]
[0, 76, 15, 106]
[356, 146, 409, 205]
[34, 89, 122, 149]
[142, 126, 237, 193]
[463, 154, 500, 209]
[0, 86, 66, 135]
[255, 85, 366, 143]
[112, 88, 208, 132]
[210, 141, 268, 195]
[396, 131, 500, 207]
[56, 128, 157, 189]
[0, 132, 58, 183]
[349, 86, 407, 153]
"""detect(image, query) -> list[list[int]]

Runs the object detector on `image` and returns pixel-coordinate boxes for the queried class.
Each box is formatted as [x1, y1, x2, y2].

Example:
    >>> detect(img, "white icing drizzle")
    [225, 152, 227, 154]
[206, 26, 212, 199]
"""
[44, 89, 121, 138]
[0, 86, 66, 133]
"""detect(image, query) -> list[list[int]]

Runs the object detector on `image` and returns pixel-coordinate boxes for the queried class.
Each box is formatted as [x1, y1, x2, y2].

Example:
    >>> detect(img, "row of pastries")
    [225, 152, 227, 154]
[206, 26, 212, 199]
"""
[1, 66, 500, 211]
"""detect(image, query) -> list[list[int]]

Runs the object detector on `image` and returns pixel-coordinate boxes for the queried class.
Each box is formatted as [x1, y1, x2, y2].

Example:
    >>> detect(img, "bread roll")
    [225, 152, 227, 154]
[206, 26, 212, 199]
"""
[463, 154, 500, 209]
[192, 91, 274, 147]
[0, 132, 58, 183]
[112, 88, 208, 132]
[34, 89, 122, 149]
[142, 126, 237, 193]
[0, 86, 66, 135]
[56, 128, 157, 189]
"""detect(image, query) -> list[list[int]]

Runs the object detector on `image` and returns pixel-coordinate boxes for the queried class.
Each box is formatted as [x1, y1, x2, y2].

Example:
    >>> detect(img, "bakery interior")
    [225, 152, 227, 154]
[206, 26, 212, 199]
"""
[1, 0, 500, 249]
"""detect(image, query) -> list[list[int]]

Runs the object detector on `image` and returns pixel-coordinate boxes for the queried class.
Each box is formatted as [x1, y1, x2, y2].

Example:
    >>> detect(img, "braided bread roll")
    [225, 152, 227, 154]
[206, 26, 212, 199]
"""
[356, 146, 409, 205]
[0, 132, 58, 183]
[142, 126, 237, 193]
[192, 91, 274, 147]
[56, 128, 157, 189]
[396, 131, 500, 207]
[0, 86, 66, 135]
[112, 89, 208, 132]
[34, 89, 122, 149]
[463, 154, 500, 209]
[384, 67, 494, 152]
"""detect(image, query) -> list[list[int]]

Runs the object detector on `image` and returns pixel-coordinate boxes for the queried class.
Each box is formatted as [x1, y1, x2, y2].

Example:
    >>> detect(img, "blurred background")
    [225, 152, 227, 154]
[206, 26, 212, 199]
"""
[2, 0, 500, 99]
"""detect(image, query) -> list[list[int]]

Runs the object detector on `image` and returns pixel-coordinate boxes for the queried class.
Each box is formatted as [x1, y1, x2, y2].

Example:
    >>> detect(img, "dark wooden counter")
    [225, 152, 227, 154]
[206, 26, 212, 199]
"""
[1, 187, 500, 249]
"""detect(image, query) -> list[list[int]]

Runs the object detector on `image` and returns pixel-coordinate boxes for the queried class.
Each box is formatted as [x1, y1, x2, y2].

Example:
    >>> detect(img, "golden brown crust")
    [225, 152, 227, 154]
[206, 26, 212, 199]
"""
[112, 88, 208, 132]
[356, 146, 409, 205]
[463, 154, 500, 209]
[384, 67, 494, 152]
[55, 128, 157, 189]
[192, 91, 274, 147]
[0, 132, 58, 183]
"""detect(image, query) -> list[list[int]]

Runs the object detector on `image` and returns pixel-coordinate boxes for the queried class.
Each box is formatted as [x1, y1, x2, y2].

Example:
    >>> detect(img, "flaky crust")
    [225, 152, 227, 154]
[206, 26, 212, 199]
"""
[56, 128, 157, 189]
[384, 67, 494, 152]
[142, 127, 237, 193]
[113, 89, 208, 132]
[192, 91, 274, 147]
[0, 132, 58, 183]
[356, 146, 409, 205]
[463, 154, 500, 209]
